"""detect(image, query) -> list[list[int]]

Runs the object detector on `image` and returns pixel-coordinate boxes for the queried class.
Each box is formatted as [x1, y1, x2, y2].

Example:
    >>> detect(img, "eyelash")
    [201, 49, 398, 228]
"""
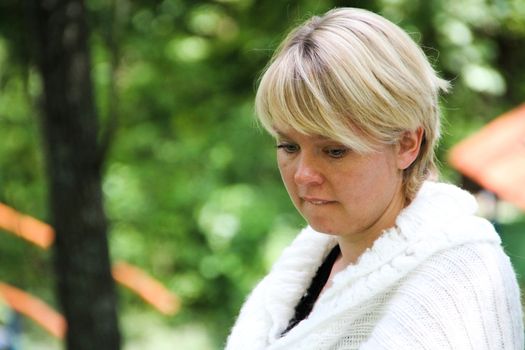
[276, 143, 299, 154]
[325, 148, 348, 158]
[276, 143, 349, 159]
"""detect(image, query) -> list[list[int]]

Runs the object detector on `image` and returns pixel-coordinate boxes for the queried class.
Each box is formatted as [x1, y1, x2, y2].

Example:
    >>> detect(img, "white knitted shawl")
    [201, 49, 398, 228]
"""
[225, 181, 524, 349]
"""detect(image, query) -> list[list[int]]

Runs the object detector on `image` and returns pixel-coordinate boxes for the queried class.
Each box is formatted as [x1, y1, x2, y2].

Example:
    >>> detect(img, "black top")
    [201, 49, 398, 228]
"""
[281, 244, 341, 336]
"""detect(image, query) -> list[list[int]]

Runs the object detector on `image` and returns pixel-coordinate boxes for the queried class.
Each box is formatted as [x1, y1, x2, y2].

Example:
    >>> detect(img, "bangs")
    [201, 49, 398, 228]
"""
[255, 47, 375, 154]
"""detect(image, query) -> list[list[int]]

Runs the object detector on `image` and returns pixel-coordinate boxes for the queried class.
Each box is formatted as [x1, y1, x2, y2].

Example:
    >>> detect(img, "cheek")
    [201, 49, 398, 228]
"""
[340, 158, 397, 200]
[277, 158, 297, 191]
[365, 159, 402, 201]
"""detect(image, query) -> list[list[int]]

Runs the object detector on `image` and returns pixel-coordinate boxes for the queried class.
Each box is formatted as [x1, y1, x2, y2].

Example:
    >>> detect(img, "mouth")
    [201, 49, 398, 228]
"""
[302, 197, 336, 205]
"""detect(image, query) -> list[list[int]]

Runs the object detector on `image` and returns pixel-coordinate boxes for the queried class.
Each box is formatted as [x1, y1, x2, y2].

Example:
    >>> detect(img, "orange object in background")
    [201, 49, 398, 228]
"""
[112, 262, 180, 315]
[0, 203, 55, 248]
[0, 203, 181, 319]
[0, 282, 66, 339]
[448, 103, 525, 210]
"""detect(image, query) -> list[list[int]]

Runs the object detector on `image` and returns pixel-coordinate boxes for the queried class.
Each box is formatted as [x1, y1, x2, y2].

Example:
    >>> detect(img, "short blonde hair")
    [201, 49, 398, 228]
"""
[255, 7, 449, 200]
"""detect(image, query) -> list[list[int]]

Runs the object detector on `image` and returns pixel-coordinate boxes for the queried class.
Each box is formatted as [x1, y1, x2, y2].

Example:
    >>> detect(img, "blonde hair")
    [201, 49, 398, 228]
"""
[255, 7, 449, 200]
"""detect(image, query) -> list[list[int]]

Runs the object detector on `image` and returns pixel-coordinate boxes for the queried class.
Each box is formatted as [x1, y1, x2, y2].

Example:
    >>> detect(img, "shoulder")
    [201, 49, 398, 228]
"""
[226, 227, 336, 349]
[405, 241, 520, 309]
[370, 242, 524, 349]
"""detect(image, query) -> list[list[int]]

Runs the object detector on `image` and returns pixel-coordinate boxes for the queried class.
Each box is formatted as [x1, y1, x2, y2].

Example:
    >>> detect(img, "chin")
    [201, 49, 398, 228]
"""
[308, 222, 339, 235]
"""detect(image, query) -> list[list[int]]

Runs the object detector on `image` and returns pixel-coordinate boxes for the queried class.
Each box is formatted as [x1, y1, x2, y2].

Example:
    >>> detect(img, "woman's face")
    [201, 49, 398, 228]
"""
[276, 127, 406, 241]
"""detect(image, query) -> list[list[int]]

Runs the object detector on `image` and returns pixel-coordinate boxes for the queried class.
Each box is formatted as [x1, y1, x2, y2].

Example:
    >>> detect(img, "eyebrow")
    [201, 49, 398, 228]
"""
[274, 130, 331, 141]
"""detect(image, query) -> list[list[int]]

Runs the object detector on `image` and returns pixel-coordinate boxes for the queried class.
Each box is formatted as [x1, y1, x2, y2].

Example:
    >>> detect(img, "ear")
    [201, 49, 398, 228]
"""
[396, 127, 424, 170]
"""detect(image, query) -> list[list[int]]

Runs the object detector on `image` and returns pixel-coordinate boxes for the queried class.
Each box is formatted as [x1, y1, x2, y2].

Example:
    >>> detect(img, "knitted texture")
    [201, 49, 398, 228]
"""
[225, 181, 524, 350]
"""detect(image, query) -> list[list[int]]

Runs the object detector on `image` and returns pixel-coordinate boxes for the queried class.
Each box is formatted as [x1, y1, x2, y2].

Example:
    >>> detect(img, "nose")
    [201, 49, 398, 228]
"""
[294, 153, 324, 186]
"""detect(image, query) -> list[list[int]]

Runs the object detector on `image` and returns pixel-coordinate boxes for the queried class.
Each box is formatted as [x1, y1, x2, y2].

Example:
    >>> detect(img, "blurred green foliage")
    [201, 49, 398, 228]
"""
[0, 0, 524, 348]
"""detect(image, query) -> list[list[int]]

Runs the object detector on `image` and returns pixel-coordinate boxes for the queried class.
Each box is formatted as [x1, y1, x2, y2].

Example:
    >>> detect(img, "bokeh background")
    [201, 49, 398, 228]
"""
[1, 0, 524, 349]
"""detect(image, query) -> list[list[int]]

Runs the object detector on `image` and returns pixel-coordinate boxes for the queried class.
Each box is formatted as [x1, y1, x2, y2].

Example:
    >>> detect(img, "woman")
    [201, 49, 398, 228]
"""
[226, 7, 523, 350]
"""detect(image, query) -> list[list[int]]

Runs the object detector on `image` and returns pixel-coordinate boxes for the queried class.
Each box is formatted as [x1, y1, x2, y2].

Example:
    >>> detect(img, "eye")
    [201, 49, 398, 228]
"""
[324, 147, 349, 159]
[276, 143, 299, 154]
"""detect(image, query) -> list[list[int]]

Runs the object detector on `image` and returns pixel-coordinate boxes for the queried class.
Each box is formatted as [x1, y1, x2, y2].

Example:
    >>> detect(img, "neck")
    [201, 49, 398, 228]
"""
[337, 184, 406, 266]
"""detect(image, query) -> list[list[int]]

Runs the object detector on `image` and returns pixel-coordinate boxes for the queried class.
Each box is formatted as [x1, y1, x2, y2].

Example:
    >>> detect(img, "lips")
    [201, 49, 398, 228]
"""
[302, 196, 336, 205]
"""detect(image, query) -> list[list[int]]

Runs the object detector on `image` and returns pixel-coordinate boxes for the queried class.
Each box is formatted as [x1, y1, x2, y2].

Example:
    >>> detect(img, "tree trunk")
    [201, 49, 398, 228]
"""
[30, 0, 121, 349]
